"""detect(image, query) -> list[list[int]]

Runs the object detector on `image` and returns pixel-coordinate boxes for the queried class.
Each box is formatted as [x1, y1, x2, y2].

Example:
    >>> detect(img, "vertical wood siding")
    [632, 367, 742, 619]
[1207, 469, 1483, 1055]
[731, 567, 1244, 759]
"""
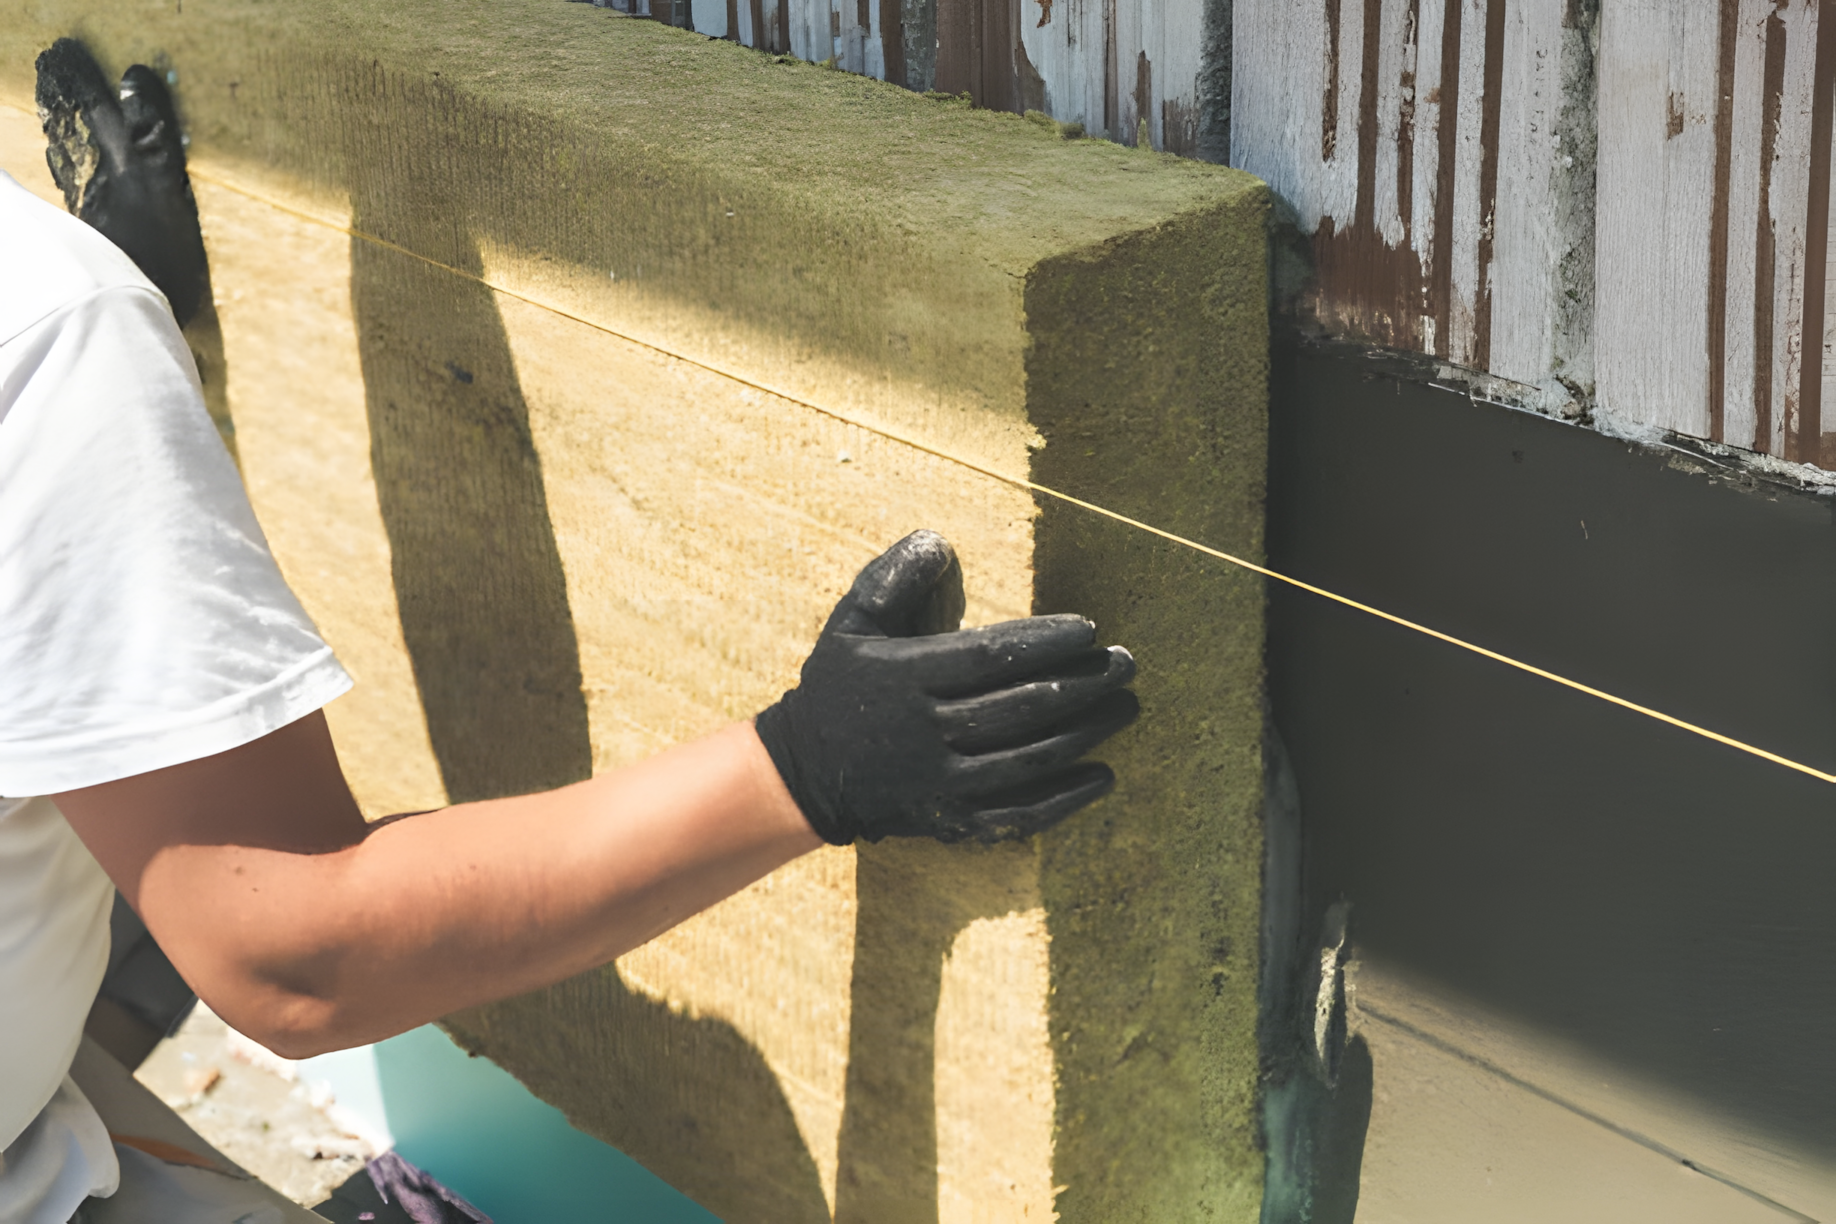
[609, 0, 1836, 461]
[627, 0, 1217, 149]
[1231, 0, 1594, 399]
[1599, 0, 1832, 459]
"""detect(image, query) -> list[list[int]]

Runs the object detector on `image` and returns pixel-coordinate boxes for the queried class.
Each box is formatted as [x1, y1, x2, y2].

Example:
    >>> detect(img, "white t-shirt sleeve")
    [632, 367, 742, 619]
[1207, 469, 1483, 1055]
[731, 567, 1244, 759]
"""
[0, 282, 351, 795]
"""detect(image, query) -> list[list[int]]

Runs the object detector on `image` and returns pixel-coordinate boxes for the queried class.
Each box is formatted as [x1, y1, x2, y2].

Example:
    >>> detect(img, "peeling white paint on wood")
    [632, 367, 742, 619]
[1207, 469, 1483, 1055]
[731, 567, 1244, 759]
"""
[1596, 0, 1720, 439]
[1230, 0, 1331, 230]
[1325, 0, 1367, 225]
[1600, 0, 1830, 459]
[1411, 0, 1448, 357]
[1824, 151, 1836, 432]
[1017, 0, 1105, 134]
[783, 0, 1214, 150]
[1446, 0, 1488, 367]
[1724, 0, 1773, 451]
[1001, 0, 1206, 150]
[1370, 0, 1412, 252]
[1487, 0, 1565, 387]
[1770, 0, 1821, 457]
[784, 0, 823, 65]
[1132, 0, 1206, 152]
[1226, 0, 1589, 394]
[695, 0, 1835, 463]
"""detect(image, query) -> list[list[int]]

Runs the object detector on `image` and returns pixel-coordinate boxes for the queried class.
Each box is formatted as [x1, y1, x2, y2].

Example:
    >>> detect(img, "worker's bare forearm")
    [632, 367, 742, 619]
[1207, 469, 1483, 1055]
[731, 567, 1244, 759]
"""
[59, 718, 817, 1058]
[54, 531, 1137, 1059]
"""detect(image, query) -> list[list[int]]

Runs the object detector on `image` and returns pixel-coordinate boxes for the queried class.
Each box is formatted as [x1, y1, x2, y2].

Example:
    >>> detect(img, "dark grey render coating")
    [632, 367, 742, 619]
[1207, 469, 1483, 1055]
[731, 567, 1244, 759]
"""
[1269, 339, 1836, 1164]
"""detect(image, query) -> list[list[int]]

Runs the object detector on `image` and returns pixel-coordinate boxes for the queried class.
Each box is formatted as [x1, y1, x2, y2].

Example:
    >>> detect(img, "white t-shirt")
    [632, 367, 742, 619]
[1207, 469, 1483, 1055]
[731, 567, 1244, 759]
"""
[0, 170, 351, 1222]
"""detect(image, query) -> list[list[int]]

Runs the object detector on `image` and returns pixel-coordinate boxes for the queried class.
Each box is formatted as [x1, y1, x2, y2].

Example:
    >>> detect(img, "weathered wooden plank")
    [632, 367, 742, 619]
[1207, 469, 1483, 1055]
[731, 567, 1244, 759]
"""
[1125, 0, 1207, 151]
[1596, 0, 1720, 438]
[1746, 0, 1806, 455]
[1821, 114, 1836, 463]
[1771, 0, 1822, 460]
[1444, 0, 1490, 367]
[935, 0, 1014, 110]
[754, 0, 788, 54]
[1367, 0, 1413, 252]
[1230, 0, 1330, 229]
[1016, 0, 1104, 132]
[1721, 0, 1770, 450]
[844, 0, 883, 79]
[1323, 0, 1366, 225]
[1808, 1, 1836, 465]
[872, 0, 1212, 147]
[1411, 0, 1448, 353]
[1488, 0, 1568, 389]
[721, 0, 1210, 154]
[785, 0, 824, 65]
[1601, 0, 1832, 457]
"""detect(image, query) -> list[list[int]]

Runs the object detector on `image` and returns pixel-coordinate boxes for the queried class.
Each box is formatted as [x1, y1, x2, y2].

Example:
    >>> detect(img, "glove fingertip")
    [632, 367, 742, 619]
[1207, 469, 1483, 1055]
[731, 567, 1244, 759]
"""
[1106, 645, 1137, 685]
[1076, 760, 1118, 798]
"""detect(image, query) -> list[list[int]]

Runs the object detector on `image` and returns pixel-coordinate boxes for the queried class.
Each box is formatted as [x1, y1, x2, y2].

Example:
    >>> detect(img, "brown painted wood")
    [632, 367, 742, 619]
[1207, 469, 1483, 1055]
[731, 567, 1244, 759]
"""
[934, 0, 973, 95]
[1428, 0, 1463, 361]
[1471, 0, 1505, 372]
[1755, 7, 1787, 453]
[879, 0, 905, 84]
[1709, 0, 1740, 443]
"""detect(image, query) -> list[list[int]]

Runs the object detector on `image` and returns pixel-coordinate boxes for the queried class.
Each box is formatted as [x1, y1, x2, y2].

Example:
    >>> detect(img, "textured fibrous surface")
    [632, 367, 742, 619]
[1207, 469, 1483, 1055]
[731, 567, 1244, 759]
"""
[504, 0, 1836, 473]
[0, 6, 1268, 1219]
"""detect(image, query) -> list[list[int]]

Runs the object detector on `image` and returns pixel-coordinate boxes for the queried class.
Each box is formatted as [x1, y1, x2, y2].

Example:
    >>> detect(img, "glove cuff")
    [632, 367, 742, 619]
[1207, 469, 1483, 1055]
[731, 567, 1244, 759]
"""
[754, 699, 856, 846]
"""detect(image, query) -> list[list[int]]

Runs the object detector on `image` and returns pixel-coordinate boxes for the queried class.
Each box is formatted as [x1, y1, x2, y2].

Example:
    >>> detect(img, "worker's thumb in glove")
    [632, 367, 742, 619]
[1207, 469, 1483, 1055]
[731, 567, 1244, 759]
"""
[823, 525, 966, 639]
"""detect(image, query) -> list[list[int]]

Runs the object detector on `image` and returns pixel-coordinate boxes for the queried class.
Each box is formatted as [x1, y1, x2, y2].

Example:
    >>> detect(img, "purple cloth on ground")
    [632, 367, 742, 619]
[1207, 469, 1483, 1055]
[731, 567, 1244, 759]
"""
[366, 1151, 491, 1224]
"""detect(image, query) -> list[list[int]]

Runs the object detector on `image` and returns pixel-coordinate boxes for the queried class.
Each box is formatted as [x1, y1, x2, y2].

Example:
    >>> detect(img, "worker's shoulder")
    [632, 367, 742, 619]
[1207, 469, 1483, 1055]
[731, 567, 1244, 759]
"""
[0, 170, 162, 347]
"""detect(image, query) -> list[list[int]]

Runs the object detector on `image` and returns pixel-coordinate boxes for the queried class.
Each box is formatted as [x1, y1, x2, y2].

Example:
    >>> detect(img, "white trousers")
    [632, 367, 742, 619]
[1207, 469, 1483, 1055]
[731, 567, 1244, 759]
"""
[64, 1037, 327, 1224]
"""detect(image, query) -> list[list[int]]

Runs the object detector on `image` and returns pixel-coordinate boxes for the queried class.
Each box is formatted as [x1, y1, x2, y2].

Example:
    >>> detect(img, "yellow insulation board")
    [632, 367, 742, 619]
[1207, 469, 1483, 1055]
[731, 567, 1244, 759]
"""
[0, 7, 1269, 1217]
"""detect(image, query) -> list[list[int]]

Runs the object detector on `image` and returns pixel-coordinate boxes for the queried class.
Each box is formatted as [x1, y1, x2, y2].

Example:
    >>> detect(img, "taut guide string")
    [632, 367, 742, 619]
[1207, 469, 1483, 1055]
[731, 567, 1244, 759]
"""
[35, 128, 1832, 787]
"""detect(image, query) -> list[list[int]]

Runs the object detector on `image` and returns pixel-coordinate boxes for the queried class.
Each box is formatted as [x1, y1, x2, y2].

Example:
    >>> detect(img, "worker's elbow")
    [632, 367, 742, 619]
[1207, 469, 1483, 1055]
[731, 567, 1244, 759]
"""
[259, 1030, 345, 1061]
[168, 882, 377, 1058]
[198, 953, 353, 1060]
[237, 1002, 344, 1061]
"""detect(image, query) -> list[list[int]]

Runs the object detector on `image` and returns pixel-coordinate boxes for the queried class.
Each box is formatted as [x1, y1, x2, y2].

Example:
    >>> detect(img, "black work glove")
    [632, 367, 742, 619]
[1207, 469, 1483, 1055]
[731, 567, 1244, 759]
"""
[755, 530, 1139, 845]
[36, 38, 208, 326]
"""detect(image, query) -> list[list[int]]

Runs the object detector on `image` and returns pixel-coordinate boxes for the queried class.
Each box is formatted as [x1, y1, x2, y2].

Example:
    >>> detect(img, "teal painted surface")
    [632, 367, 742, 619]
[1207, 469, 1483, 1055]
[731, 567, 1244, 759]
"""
[373, 1025, 719, 1224]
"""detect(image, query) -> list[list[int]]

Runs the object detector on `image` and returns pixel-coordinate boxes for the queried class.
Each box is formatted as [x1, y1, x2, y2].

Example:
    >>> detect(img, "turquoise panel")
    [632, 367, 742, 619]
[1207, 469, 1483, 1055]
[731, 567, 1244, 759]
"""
[373, 1025, 719, 1224]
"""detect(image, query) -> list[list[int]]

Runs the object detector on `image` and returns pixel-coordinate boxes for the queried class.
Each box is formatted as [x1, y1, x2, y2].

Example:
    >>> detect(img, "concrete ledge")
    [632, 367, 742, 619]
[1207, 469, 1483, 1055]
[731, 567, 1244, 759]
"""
[2, 6, 1268, 1218]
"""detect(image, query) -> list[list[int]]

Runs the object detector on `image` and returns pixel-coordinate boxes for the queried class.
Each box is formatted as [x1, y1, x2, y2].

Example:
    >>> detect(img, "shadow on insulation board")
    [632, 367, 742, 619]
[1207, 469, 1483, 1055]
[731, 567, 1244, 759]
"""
[336, 90, 1033, 1224]
[339, 115, 833, 1224]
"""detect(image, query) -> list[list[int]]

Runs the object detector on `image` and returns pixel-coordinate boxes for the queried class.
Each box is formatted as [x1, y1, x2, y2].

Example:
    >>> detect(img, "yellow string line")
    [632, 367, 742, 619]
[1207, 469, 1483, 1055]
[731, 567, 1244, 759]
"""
[57, 142, 1836, 786]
